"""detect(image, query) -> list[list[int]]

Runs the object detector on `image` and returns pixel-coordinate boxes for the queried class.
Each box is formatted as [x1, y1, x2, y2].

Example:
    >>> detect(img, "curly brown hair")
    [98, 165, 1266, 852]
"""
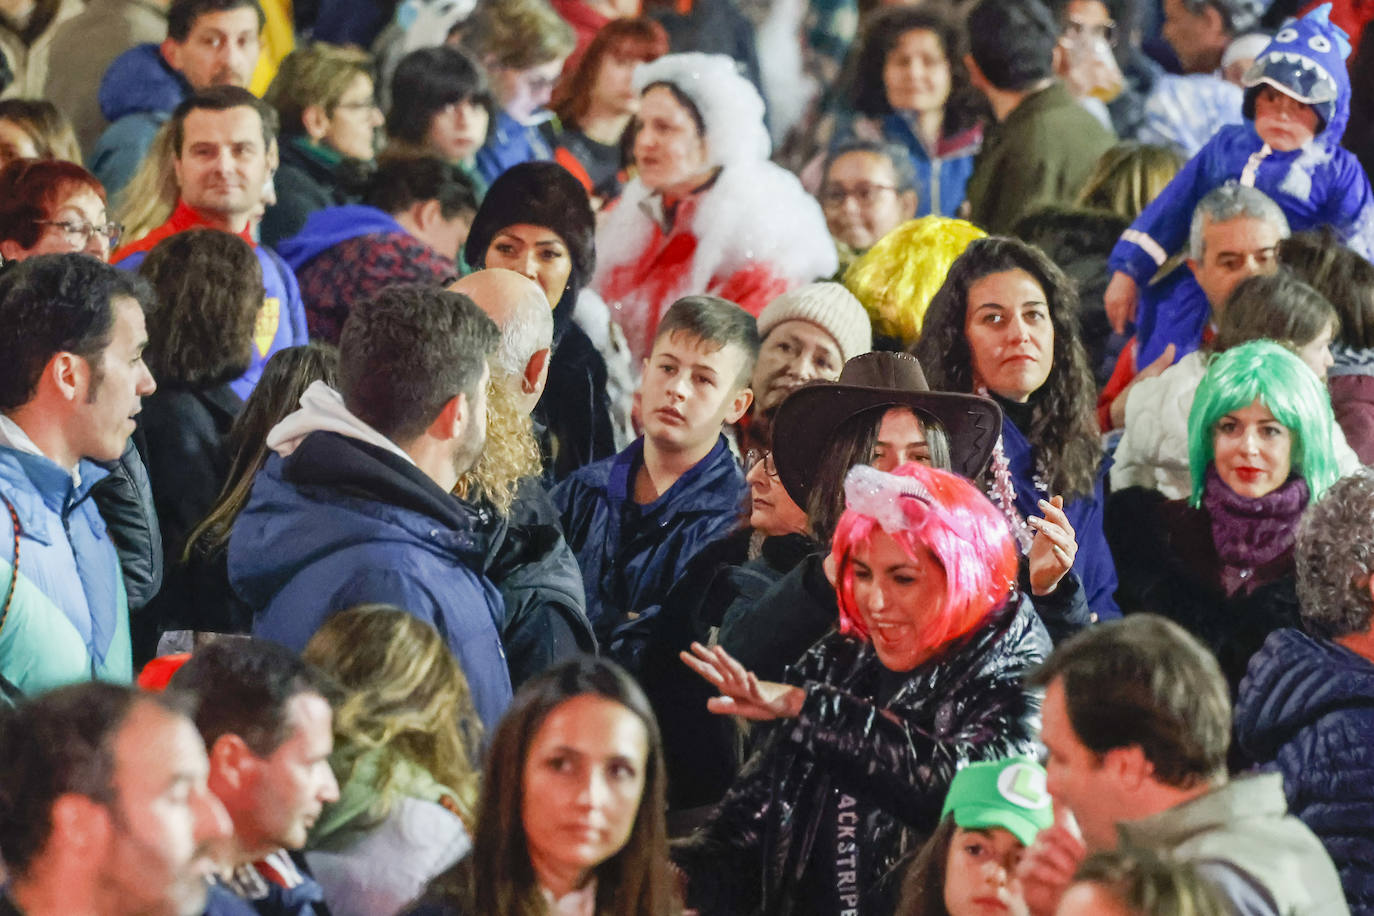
[138, 227, 263, 388]
[912, 236, 1100, 499]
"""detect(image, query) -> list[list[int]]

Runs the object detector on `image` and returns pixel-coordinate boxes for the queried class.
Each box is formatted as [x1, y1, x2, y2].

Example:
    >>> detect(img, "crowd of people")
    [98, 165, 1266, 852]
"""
[1, 0, 1374, 911]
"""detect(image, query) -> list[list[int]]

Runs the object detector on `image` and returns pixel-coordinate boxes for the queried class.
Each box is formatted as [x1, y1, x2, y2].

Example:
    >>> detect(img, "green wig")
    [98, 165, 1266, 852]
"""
[1187, 339, 1339, 506]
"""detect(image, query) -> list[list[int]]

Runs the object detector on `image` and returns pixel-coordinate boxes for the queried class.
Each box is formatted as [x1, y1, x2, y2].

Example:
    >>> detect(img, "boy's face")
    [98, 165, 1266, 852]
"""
[640, 331, 753, 455]
[1253, 85, 1320, 151]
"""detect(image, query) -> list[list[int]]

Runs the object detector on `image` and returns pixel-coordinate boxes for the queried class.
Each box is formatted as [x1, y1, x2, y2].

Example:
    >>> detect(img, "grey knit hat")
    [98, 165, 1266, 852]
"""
[756, 282, 873, 363]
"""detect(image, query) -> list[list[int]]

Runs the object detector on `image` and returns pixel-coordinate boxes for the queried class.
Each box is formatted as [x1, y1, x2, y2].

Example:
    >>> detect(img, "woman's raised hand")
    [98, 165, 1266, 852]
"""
[1027, 496, 1077, 596]
[680, 642, 805, 721]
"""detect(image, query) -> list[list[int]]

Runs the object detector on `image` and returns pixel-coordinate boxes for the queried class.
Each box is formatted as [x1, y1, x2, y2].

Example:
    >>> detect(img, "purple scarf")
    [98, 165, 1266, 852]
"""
[1202, 466, 1308, 593]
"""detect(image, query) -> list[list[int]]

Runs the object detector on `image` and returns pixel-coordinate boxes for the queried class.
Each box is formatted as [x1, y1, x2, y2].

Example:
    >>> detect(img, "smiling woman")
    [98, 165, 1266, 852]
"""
[1108, 340, 1342, 693]
[674, 462, 1048, 916]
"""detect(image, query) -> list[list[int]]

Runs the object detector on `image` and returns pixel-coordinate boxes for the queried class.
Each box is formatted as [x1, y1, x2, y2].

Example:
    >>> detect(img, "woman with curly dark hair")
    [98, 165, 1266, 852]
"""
[913, 236, 1117, 620]
[823, 6, 986, 219]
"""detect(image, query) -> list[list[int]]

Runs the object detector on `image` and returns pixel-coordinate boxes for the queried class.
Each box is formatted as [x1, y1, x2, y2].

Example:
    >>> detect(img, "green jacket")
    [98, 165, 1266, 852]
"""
[965, 81, 1115, 235]
[1119, 774, 1350, 916]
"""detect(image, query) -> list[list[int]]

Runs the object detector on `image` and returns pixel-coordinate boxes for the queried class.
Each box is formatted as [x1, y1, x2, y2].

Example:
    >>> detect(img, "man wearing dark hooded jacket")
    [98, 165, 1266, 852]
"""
[227, 284, 514, 728]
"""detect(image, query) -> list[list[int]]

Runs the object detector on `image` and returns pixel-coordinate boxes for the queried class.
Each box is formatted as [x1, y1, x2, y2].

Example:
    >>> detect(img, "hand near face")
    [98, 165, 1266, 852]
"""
[1015, 810, 1087, 916]
[1027, 496, 1077, 596]
[681, 642, 805, 721]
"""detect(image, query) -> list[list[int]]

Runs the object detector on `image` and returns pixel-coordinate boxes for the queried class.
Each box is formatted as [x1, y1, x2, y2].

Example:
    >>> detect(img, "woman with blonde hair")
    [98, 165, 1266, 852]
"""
[303, 604, 483, 916]
[0, 98, 80, 166]
[1075, 142, 1186, 224]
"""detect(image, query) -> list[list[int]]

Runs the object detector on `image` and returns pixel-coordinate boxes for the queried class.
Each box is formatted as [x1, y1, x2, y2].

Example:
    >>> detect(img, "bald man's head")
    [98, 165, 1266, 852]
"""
[448, 269, 554, 412]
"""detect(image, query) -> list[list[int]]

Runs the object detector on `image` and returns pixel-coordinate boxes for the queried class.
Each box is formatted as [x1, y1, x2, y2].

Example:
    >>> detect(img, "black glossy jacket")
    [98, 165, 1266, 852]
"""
[673, 596, 1050, 916]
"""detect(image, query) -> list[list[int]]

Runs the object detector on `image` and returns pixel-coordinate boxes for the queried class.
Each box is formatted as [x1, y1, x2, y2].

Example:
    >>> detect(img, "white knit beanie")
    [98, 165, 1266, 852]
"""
[632, 52, 771, 169]
[756, 282, 873, 363]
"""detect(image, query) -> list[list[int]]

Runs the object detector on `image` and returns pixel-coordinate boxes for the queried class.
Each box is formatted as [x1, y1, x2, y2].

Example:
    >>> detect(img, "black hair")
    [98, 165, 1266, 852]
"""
[169, 637, 338, 757]
[967, 0, 1058, 91]
[386, 46, 495, 147]
[914, 236, 1100, 499]
[170, 85, 279, 156]
[0, 253, 155, 411]
[338, 284, 499, 442]
[167, 0, 265, 43]
[653, 295, 762, 387]
[364, 155, 479, 220]
[0, 683, 194, 877]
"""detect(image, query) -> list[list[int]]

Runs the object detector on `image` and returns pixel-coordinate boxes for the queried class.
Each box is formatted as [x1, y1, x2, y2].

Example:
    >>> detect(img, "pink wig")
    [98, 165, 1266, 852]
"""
[832, 462, 1018, 651]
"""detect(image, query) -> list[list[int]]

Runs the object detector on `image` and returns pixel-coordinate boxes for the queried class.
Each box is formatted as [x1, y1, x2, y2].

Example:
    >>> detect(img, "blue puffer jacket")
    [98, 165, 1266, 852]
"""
[553, 435, 748, 643]
[89, 43, 187, 197]
[229, 431, 512, 728]
[0, 448, 131, 695]
[1235, 627, 1374, 915]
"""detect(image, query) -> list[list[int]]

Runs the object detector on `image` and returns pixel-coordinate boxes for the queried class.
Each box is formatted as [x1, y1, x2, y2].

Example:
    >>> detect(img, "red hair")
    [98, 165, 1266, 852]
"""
[551, 17, 669, 126]
[0, 158, 107, 250]
[832, 462, 1018, 651]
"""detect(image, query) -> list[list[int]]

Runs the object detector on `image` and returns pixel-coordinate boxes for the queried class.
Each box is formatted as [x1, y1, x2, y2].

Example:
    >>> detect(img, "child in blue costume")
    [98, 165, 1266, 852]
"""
[1106, 4, 1374, 367]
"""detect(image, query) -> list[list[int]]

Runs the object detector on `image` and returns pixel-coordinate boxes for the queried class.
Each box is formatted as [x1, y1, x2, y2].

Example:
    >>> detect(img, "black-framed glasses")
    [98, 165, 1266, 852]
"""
[819, 183, 899, 210]
[745, 449, 778, 478]
[37, 218, 122, 249]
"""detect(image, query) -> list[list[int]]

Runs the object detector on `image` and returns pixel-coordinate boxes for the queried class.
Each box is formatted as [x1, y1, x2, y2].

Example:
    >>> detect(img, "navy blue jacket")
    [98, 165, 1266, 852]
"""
[228, 431, 512, 728]
[1235, 627, 1374, 914]
[1000, 416, 1119, 620]
[553, 435, 747, 643]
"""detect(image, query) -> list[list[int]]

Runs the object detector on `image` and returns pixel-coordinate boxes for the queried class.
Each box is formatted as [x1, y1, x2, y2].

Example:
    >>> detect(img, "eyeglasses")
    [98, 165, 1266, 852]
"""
[37, 218, 123, 249]
[744, 449, 778, 478]
[819, 184, 899, 210]
[1063, 18, 1118, 46]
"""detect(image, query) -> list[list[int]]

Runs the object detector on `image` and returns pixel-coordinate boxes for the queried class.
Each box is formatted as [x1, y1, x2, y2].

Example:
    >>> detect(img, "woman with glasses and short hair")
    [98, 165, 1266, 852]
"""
[0, 158, 121, 262]
[261, 43, 385, 247]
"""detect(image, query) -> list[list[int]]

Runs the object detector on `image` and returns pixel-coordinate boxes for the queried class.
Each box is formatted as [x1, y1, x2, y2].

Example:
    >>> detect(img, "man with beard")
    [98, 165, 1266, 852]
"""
[226, 283, 513, 728]
[169, 639, 340, 916]
[0, 682, 232, 916]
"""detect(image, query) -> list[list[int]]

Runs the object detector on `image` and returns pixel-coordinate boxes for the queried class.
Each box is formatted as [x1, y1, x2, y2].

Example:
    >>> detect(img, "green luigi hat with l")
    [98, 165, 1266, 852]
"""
[941, 757, 1053, 846]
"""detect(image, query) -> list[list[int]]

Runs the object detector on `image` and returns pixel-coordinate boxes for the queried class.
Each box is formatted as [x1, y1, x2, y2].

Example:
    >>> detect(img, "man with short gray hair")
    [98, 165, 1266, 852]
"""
[1100, 183, 1289, 429]
[1236, 468, 1374, 913]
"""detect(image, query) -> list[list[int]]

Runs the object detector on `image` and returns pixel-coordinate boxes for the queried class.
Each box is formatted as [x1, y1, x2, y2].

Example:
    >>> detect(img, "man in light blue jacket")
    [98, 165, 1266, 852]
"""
[0, 255, 157, 694]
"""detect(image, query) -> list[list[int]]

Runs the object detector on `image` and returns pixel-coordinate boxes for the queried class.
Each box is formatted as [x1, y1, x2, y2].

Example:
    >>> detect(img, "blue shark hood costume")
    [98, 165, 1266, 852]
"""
[1241, 4, 1350, 146]
[1108, 3, 1374, 367]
